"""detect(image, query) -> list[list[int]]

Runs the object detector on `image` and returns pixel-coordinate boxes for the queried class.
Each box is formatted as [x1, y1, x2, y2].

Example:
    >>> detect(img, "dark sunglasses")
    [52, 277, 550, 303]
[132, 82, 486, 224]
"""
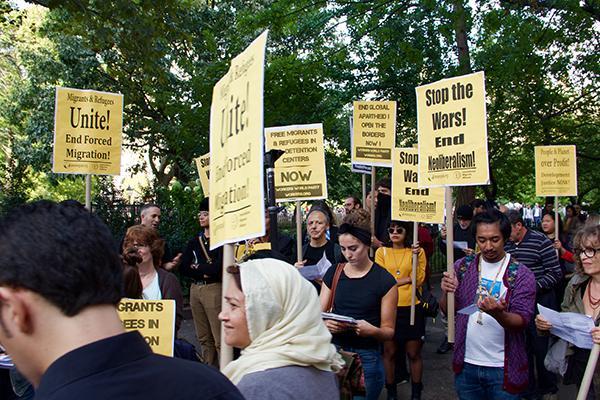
[388, 226, 406, 234]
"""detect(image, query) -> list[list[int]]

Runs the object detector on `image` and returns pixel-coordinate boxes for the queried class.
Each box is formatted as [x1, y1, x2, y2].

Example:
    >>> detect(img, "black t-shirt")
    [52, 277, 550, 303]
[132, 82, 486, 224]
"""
[323, 262, 396, 349]
[303, 241, 339, 266]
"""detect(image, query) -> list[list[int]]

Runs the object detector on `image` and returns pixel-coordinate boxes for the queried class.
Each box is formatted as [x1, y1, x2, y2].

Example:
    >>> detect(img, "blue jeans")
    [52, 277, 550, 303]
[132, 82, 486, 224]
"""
[341, 346, 384, 400]
[455, 362, 519, 400]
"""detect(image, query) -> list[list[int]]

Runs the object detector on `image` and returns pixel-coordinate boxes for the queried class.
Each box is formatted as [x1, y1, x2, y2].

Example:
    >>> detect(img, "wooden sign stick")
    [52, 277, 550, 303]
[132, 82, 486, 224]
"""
[445, 187, 455, 343]
[296, 201, 303, 263]
[410, 221, 418, 326]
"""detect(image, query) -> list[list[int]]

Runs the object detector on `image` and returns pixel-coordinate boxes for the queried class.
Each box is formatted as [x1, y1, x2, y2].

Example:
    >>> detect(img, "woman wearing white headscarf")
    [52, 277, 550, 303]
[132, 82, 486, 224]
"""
[219, 258, 343, 399]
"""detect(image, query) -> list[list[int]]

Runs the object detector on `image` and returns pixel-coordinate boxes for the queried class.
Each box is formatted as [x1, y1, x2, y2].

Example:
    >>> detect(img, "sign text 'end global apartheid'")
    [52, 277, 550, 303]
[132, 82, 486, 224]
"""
[352, 101, 396, 167]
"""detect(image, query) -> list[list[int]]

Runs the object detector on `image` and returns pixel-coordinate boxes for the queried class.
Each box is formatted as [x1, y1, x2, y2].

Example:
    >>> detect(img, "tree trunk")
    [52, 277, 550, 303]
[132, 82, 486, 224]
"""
[452, 0, 477, 207]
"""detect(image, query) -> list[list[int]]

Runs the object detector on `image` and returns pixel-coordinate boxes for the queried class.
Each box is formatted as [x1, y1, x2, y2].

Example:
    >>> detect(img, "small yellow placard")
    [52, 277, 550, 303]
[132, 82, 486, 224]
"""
[416, 71, 489, 187]
[265, 123, 328, 201]
[392, 148, 445, 224]
[194, 153, 210, 196]
[535, 145, 577, 196]
[53, 87, 123, 175]
[117, 299, 175, 357]
[209, 31, 268, 249]
[352, 101, 396, 167]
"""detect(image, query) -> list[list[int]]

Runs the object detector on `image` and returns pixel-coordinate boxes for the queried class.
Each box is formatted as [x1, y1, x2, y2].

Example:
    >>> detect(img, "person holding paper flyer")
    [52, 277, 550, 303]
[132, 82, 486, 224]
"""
[440, 209, 536, 399]
[375, 221, 426, 400]
[535, 224, 600, 399]
[505, 210, 562, 399]
[320, 209, 398, 400]
[296, 204, 342, 272]
[438, 205, 476, 261]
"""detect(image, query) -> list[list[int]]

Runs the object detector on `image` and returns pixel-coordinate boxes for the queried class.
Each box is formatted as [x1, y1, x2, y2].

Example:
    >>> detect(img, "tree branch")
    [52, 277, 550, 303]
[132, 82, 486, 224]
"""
[500, 0, 600, 21]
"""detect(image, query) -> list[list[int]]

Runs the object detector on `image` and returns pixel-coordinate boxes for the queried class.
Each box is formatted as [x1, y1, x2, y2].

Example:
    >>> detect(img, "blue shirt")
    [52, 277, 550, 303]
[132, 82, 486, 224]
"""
[35, 331, 243, 400]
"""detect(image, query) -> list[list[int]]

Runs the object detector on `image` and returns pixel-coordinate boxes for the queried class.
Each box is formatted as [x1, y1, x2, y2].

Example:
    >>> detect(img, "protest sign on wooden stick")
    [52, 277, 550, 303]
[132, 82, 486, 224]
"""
[445, 188, 455, 343]
[208, 30, 269, 369]
[576, 343, 599, 400]
[391, 147, 445, 326]
[416, 72, 490, 343]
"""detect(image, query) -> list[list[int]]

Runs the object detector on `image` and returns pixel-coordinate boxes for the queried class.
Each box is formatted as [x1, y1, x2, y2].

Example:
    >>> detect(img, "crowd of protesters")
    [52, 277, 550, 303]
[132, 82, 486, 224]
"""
[0, 185, 598, 400]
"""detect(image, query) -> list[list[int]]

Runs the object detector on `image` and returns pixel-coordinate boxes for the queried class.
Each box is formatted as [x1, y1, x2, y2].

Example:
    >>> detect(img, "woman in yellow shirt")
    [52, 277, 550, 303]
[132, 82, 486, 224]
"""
[375, 221, 426, 400]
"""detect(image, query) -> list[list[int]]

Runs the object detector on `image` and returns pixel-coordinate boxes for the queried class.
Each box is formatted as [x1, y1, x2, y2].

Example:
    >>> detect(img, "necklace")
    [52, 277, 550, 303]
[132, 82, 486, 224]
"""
[587, 282, 600, 310]
[476, 255, 508, 325]
[390, 247, 409, 276]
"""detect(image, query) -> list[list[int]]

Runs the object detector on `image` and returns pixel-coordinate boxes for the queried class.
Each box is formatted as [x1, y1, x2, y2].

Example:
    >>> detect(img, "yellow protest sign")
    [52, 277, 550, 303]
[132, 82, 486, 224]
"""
[416, 71, 489, 187]
[209, 31, 268, 249]
[535, 145, 577, 196]
[194, 153, 210, 196]
[352, 101, 396, 167]
[265, 123, 328, 201]
[53, 87, 123, 175]
[392, 148, 445, 224]
[117, 299, 175, 357]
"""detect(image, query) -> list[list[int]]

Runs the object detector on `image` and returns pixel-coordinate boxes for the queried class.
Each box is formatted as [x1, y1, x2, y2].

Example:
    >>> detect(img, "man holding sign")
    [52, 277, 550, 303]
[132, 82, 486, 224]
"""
[416, 71, 491, 348]
[0, 201, 243, 399]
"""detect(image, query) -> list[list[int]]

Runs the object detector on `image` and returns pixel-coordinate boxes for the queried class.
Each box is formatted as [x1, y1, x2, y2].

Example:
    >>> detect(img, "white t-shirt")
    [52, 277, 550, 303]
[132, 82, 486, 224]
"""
[464, 256, 509, 367]
[142, 272, 162, 300]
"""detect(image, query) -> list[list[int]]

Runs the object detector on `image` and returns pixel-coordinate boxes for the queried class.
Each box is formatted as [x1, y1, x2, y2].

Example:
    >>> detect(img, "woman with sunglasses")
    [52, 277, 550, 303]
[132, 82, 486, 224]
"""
[375, 221, 426, 400]
[535, 224, 600, 399]
[320, 208, 398, 400]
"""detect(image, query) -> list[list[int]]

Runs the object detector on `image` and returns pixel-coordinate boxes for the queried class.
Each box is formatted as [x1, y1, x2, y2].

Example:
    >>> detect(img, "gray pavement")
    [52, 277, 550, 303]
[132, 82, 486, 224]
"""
[179, 276, 577, 400]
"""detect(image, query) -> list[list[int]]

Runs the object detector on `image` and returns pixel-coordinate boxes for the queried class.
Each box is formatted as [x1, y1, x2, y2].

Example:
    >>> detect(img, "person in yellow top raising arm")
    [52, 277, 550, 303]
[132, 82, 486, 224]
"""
[375, 220, 426, 400]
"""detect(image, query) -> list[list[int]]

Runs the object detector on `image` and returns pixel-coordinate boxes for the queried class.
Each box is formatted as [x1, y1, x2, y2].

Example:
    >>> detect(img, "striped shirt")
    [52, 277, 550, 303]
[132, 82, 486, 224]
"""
[505, 229, 562, 291]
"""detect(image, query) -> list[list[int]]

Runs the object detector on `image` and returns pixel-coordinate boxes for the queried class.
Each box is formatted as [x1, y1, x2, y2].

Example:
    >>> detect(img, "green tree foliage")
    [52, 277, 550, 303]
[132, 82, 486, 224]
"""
[1, 0, 598, 219]
[326, 0, 599, 207]
[474, 1, 599, 207]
